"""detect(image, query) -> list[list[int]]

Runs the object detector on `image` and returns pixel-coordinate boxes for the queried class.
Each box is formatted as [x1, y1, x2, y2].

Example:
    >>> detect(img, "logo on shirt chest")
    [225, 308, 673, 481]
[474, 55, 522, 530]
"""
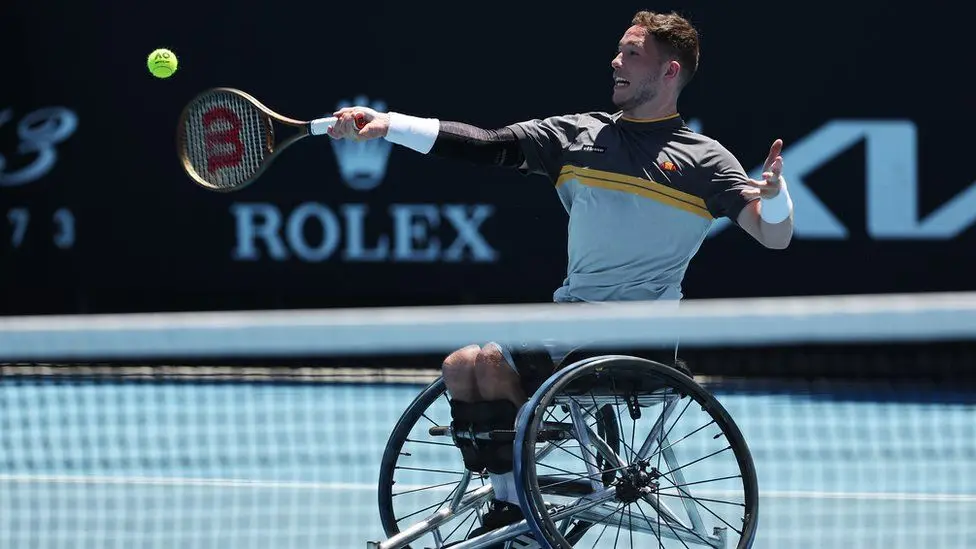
[653, 157, 688, 184]
[581, 145, 606, 153]
[650, 158, 696, 198]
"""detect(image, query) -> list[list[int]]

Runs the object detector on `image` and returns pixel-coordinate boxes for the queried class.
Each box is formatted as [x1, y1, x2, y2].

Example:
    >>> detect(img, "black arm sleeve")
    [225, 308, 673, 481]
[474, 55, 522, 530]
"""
[428, 121, 525, 168]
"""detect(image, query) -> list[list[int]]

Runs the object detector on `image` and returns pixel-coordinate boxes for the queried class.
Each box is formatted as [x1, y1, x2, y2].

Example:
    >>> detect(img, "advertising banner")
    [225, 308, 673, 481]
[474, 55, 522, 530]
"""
[2, 0, 971, 314]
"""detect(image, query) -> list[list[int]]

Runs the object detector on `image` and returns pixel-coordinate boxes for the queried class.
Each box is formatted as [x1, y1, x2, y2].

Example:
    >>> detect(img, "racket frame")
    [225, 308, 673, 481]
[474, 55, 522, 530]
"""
[176, 87, 342, 192]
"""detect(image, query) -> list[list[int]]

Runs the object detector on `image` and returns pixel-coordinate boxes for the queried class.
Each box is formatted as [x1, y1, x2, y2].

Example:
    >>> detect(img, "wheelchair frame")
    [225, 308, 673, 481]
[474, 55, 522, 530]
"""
[370, 354, 759, 549]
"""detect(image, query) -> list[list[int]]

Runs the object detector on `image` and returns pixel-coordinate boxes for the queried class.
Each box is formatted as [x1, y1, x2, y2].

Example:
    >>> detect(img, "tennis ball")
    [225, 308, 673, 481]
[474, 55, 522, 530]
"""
[147, 48, 178, 78]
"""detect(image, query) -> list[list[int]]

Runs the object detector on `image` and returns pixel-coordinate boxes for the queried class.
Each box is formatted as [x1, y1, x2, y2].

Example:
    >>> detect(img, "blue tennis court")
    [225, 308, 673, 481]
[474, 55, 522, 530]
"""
[1, 379, 974, 549]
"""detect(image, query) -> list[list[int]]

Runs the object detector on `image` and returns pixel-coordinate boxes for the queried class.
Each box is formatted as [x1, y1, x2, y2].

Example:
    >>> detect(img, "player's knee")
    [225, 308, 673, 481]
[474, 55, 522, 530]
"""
[474, 343, 518, 385]
[442, 345, 480, 383]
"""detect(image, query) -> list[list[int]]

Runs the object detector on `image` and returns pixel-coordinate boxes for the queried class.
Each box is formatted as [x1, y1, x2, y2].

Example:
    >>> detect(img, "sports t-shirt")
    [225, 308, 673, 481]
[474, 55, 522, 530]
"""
[506, 111, 757, 303]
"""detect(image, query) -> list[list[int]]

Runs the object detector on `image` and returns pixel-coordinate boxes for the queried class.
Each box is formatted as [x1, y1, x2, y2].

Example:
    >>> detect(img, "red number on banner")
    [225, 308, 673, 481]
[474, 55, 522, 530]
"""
[202, 107, 244, 172]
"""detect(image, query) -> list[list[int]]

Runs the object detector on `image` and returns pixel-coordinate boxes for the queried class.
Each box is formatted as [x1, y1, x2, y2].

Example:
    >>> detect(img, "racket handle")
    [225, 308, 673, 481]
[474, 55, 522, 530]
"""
[309, 116, 337, 135]
[309, 113, 368, 136]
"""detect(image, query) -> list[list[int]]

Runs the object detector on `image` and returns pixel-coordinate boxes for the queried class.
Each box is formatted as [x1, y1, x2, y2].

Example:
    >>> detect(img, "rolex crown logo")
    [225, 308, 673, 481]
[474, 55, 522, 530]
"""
[329, 95, 393, 191]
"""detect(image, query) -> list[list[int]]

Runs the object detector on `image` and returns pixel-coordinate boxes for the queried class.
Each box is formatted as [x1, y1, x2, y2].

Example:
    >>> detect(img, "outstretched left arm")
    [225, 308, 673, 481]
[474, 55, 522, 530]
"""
[735, 139, 794, 249]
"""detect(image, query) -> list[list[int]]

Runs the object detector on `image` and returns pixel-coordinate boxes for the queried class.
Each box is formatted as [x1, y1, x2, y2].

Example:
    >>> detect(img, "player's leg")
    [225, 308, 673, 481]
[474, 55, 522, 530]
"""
[471, 342, 563, 499]
[441, 343, 521, 478]
[441, 344, 482, 401]
[472, 343, 528, 406]
[470, 343, 525, 511]
[439, 342, 540, 547]
[446, 343, 527, 493]
[442, 344, 498, 474]
[458, 343, 555, 546]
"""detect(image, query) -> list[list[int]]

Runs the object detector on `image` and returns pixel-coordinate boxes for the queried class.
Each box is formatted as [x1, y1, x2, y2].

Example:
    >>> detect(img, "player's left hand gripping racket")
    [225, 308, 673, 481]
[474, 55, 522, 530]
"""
[176, 87, 365, 192]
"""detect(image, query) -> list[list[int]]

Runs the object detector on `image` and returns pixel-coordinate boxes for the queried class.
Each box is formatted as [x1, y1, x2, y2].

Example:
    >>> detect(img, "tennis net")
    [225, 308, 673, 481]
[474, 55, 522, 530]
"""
[1, 292, 975, 549]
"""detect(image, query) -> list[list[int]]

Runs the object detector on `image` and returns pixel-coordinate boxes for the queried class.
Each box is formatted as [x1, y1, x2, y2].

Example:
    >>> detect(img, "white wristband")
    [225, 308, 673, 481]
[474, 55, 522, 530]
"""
[384, 112, 440, 154]
[759, 178, 793, 224]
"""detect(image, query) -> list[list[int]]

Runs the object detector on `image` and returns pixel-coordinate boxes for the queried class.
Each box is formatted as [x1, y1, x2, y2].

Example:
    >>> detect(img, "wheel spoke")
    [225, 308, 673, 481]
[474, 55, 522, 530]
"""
[393, 479, 460, 497]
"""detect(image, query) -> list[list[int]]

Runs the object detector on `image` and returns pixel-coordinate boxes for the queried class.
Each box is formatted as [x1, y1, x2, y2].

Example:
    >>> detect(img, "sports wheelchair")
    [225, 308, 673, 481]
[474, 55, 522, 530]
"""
[369, 354, 759, 549]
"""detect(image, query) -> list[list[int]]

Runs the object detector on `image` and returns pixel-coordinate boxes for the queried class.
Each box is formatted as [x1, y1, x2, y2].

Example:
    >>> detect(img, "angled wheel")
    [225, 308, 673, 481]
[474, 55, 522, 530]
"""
[377, 377, 491, 549]
[514, 356, 759, 549]
[377, 375, 626, 549]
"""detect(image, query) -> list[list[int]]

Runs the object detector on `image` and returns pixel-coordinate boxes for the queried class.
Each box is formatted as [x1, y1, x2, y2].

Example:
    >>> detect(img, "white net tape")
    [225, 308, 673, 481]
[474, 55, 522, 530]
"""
[1, 292, 974, 549]
[3, 291, 976, 361]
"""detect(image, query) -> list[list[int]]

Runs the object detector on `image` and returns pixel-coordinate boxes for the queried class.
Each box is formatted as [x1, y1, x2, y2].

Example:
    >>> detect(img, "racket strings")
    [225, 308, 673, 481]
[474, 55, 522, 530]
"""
[181, 91, 270, 190]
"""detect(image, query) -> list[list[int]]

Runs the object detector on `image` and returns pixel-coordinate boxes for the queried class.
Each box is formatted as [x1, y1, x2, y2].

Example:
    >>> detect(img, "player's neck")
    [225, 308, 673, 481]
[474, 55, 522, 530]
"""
[622, 98, 679, 122]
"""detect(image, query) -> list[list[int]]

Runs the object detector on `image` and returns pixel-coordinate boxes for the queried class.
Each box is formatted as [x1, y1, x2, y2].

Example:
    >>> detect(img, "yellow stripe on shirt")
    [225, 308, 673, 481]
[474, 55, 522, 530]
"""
[556, 165, 712, 220]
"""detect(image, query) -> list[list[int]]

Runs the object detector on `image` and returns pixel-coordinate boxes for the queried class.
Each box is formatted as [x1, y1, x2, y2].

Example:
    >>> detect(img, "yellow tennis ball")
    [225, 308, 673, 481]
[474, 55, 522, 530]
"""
[147, 48, 178, 79]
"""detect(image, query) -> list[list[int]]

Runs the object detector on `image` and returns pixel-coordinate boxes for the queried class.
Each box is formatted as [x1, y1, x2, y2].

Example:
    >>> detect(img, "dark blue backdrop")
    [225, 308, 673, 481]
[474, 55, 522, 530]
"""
[2, 0, 972, 315]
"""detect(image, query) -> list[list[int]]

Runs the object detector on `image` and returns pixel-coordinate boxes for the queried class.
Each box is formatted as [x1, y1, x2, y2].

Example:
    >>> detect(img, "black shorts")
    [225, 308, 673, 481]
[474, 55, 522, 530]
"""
[488, 340, 682, 397]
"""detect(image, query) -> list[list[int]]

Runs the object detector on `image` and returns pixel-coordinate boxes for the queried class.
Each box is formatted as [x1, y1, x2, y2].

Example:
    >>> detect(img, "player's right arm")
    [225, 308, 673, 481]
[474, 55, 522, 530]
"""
[328, 106, 581, 183]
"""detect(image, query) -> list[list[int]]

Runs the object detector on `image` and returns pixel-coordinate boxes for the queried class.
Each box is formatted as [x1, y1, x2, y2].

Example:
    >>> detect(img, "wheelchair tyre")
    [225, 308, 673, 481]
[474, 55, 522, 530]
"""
[514, 356, 760, 549]
[377, 375, 625, 548]
[377, 377, 456, 547]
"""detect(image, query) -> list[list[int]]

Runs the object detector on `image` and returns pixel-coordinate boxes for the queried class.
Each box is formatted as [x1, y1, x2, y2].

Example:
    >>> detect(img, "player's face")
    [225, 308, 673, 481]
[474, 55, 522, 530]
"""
[610, 26, 667, 111]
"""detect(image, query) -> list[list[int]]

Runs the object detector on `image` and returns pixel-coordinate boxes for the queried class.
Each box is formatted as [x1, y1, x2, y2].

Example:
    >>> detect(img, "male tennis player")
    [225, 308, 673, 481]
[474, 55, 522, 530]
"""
[329, 9, 793, 546]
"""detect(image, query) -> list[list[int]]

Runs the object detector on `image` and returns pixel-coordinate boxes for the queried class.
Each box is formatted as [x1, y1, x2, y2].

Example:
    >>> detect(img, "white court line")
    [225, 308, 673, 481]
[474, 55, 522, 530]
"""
[1, 474, 974, 503]
[0, 473, 369, 491]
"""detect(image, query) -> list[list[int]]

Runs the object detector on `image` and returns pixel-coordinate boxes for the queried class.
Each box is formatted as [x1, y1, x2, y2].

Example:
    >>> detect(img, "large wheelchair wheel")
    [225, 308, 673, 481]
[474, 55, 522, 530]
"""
[377, 377, 480, 549]
[514, 355, 759, 549]
[377, 376, 622, 549]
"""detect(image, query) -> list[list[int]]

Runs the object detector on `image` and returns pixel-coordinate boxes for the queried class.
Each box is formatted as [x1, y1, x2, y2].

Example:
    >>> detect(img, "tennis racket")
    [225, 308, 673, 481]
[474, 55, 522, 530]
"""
[176, 87, 365, 192]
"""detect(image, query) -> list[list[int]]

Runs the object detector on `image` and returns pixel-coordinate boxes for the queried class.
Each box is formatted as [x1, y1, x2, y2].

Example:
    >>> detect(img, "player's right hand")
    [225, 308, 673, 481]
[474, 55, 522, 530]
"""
[328, 106, 390, 141]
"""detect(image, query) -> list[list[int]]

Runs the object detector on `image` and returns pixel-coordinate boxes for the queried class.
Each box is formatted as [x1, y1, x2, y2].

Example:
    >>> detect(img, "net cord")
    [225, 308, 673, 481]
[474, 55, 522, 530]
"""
[2, 292, 976, 361]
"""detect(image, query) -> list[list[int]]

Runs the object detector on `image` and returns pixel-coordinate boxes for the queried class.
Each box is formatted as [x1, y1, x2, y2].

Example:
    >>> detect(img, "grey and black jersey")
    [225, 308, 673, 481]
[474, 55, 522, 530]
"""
[507, 111, 756, 303]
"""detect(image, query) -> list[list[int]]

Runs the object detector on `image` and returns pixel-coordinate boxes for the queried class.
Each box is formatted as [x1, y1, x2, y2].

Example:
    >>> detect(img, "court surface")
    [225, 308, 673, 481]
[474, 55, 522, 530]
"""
[1, 379, 974, 549]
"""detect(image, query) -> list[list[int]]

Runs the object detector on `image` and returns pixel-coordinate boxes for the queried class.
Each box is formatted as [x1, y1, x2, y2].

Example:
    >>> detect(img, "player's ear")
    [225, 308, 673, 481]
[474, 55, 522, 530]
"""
[664, 60, 681, 80]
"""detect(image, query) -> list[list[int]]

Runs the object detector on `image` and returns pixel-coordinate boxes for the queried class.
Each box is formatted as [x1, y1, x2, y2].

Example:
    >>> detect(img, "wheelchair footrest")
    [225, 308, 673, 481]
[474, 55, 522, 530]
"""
[429, 422, 572, 442]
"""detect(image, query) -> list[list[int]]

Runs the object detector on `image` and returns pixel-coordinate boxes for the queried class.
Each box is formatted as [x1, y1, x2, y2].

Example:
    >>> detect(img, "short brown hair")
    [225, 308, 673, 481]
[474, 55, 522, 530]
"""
[631, 10, 700, 88]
